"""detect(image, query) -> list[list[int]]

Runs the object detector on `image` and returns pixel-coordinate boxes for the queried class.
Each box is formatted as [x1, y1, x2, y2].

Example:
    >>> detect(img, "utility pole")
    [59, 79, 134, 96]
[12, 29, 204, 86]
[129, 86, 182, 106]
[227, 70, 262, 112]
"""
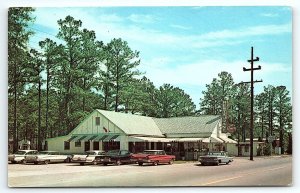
[242, 47, 262, 161]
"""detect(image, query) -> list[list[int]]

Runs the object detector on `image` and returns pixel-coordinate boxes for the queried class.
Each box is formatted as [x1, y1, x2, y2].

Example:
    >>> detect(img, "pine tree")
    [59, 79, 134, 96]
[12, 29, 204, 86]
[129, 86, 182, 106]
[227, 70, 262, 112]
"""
[8, 7, 35, 152]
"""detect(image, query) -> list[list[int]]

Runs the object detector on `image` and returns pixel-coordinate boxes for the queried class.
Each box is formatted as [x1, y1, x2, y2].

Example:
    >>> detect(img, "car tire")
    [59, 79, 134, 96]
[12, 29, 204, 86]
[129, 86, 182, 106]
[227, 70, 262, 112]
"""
[34, 161, 38, 165]
[22, 160, 27, 164]
[202, 162, 206, 166]
[226, 161, 230, 165]
[92, 160, 97, 165]
[153, 161, 158, 166]
[169, 159, 174, 165]
[138, 162, 143, 166]
[44, 160, 49, 165]
[115, 160, 121, 166]
[103, 163, 108, 166]
[80, 163, 84, 166]
[11, 161, 17, 164]
[64, 158, 71, 163]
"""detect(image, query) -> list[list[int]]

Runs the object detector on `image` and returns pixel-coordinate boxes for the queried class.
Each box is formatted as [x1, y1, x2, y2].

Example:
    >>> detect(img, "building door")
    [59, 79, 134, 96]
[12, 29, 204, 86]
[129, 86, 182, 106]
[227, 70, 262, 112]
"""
[129, 142, 135, 153]
[157, 142, 162, 150]
[93, 141, 99, 150]
[151, 142, 155, 150]
[84, 141, 90, 151]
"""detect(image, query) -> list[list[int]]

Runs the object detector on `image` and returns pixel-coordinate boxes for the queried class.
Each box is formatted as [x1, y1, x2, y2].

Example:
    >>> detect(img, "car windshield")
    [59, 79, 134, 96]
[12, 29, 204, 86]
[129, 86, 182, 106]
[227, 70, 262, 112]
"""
[143, 151, 163, 155]
[106, 150, 119, 155]
[207, 152, 223, 156]
[39, 151, 51, 155]
[86, 151, 97, 156]
[14, 151, 26, 155]
[26, 151, 38, 155]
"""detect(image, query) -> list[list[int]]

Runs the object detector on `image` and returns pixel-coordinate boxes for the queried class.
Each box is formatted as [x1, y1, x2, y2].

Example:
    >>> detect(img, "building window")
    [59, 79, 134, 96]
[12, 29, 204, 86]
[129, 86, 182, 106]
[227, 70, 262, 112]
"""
[75, 141, 81, 147]
[245, 145, 249, 153]
[93, 141, 99, 150]
[64, 141, 70, 150]
[95, 117, 100, 125]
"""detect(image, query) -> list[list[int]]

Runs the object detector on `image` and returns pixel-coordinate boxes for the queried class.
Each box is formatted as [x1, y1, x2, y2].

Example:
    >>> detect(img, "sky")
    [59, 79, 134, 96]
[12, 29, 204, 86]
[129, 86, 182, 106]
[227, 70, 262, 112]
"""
[29, 6, 292, 109]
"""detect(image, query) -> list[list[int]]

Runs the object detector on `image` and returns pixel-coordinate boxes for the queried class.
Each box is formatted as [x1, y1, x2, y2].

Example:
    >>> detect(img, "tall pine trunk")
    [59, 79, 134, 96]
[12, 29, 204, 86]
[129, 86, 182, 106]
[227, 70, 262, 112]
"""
[38, 78, 42, 150]
[13, 64, 18, 152]
[46, 66, 51, 138]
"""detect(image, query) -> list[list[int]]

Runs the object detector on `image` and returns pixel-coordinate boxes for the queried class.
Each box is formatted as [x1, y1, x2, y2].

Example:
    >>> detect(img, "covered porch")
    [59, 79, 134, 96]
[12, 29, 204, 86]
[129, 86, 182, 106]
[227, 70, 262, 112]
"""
[128, 136, 227, 160]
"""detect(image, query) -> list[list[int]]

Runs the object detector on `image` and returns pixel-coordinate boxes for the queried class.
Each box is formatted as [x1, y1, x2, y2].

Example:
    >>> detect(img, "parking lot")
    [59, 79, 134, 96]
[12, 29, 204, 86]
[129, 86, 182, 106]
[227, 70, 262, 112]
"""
[8, 156, 292, 187]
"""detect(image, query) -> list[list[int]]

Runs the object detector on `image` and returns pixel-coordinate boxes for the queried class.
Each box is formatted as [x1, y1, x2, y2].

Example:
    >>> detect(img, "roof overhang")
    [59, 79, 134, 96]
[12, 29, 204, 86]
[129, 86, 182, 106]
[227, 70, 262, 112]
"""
[128, 136, 224, 143]
[67, 134, 122, 142]
[128, 136, 172, 142]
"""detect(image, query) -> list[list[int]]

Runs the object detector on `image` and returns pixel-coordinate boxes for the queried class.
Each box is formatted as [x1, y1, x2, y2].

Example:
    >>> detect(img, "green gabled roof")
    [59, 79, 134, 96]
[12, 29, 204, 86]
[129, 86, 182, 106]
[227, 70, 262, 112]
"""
[98, 110, 220, 135]
[153, 115, 221, 134]
[97, 109, 163, 136]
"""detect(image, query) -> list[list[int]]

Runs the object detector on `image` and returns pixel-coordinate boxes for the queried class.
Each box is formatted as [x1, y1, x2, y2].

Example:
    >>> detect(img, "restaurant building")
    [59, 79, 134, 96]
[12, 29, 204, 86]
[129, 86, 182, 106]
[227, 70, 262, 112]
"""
[45, 109, 237, 160]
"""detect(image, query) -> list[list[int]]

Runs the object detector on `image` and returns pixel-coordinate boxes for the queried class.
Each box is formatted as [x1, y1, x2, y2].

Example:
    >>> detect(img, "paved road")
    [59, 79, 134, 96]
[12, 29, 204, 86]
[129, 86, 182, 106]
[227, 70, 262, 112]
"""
[8, 156, 292, 187]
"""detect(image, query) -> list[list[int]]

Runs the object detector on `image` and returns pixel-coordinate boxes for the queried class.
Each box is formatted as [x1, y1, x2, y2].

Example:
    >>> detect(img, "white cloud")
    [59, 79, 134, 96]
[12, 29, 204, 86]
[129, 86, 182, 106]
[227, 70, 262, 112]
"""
[200, 23, 291, 40]
[128, 14, 157, 24]
[141, 59, 291, 89]
[261, 13, 279, 18]
[170, 24, 191, 30]
[97, 14, 124, 23]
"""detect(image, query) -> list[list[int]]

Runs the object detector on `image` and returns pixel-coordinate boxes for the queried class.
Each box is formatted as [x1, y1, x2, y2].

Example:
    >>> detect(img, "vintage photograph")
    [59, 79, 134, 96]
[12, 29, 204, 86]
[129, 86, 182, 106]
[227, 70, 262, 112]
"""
[8, 6, 292, 187]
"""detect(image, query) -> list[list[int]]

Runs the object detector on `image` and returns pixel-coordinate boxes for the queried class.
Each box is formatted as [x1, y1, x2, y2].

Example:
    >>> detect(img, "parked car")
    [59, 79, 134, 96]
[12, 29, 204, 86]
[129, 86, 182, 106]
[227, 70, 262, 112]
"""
[71, 150, 105, 165]
[24, 151, 72, 165]
[198, 151, 233, 166]
[95, 150, 133, 166]
[131, 150, 176, 166]
[8, 150, 38, 164]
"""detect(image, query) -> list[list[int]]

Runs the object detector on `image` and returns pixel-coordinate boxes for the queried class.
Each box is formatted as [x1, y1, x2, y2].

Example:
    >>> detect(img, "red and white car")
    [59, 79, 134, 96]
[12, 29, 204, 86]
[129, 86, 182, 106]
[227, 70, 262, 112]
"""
[131, 150, 176, 166]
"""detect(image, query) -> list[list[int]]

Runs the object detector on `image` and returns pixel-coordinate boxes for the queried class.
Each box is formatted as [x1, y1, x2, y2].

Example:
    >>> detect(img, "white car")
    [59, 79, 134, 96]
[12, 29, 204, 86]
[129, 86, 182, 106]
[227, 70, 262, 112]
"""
[72, 150, 105, 165]
[8, 150, 38, 164]
[24, 151, 72, 165]
[199, 151, 233, 166]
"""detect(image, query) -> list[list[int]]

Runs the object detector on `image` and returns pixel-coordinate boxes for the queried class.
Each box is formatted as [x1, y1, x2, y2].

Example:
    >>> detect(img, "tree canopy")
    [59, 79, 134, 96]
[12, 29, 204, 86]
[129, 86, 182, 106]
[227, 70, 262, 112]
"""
[8, 11, 197, 151]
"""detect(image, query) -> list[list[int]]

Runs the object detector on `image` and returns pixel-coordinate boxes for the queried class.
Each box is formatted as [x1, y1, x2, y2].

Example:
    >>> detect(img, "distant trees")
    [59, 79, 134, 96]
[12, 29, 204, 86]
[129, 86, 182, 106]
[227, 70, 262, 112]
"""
[255, 85, 292, 154]
[154, 84, 196, 118]
[200, 72, 235, 115]
[200, 72, 292, 154]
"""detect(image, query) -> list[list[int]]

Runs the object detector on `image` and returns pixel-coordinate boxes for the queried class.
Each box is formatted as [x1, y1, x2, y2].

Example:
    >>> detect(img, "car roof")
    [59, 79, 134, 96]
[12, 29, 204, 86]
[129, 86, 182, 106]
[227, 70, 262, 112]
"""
[86, 150, 105, 153]
[144, 150, 164, 152]
[17, 150, 37, 152]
